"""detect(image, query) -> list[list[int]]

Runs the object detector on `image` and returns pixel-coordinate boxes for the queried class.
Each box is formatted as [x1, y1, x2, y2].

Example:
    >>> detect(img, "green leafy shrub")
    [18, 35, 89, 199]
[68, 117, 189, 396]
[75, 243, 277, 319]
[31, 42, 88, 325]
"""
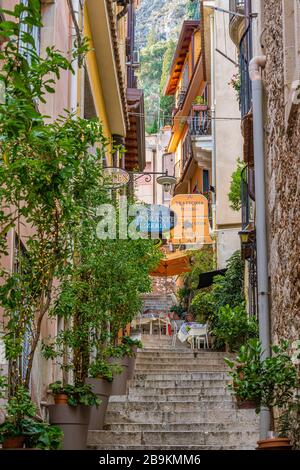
[190, 289, 214, 323]
[122, 336, 143, 349]
[49, 381, 100, 407]
[88, 360, 122, 382]
[225, 339, 299, 413]
[228, 158, 245, 211]
[212, 303, 258, 352]
[0, 385, 63, 449]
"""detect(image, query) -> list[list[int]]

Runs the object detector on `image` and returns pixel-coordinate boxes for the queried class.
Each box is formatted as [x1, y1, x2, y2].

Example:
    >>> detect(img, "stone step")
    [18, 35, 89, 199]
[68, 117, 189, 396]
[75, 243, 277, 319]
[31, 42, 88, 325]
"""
[110, 394, 233, 403]
[135, 358, 227, 370]
[128, 379, 229, 388]
[135, 364, 229, 371]
[105, 409, 259, 425]
[127, 386, 230, 397]
[88, 444, 256, 450]
[137, 351, 233, 358]
[107, 400, 236, 412]
[88, 430, 258, 447]
[133, 372, 229, 381]
[103, 422, 258, 433]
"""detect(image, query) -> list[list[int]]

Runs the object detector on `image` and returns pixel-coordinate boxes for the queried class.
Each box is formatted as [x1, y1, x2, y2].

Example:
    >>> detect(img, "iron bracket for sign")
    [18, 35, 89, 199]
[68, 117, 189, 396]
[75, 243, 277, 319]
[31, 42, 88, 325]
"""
[206, 5, 258, 20]
[128, 170, 169, 183]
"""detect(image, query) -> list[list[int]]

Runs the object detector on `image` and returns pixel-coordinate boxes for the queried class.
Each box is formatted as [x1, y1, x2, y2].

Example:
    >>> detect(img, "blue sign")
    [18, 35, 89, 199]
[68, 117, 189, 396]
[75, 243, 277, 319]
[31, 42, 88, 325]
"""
[135, 205, 177, 234]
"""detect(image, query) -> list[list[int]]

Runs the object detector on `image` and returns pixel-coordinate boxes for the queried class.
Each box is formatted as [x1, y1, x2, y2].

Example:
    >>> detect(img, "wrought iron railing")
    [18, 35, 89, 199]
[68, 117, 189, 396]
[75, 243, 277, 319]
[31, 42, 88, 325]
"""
[182, 132, 193, 172]
[239, 24, 252, 117]
[176, 86, 187, 109]
[229, 0, 245, 21]
[188, 110, 211, 136]
[241, 164, 255, 229]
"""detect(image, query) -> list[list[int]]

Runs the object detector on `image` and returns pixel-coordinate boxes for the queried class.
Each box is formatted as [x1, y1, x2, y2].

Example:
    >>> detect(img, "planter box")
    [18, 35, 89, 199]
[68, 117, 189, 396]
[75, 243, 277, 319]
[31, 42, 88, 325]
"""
[48, 404, 91, 450]
[192, 104, 208, 112]
[85, 377, 112, 430]
[109, 356, 129, 395]
[256, 438, 292, 450]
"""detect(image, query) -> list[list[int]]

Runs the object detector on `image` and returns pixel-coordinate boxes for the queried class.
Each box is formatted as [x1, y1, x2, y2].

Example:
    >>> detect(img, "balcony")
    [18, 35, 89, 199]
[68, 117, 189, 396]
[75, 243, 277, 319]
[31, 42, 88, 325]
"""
[188, 110, 211, 136]
[241, 164, 255, 230]
[176, 86, 188, 110]
[188, 110, 212, 167]
[229, 0, 246, 46]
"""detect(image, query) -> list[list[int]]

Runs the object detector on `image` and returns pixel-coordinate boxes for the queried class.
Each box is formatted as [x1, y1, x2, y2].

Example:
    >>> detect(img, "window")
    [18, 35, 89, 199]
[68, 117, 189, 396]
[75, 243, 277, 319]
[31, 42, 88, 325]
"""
[20, 0, 41, 60]
[282, 0, 300, 126]
[203, 169, 210, 194]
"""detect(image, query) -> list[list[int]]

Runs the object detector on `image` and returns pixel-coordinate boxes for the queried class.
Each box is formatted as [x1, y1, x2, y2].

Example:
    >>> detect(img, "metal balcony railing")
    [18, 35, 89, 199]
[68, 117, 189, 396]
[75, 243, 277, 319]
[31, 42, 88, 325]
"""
[182, 132, 193, 172]
[188, 110, 211, 136]
[241, 164, 255, 229]
[176, 86, 188, 109]
[229, 0, 245, 21]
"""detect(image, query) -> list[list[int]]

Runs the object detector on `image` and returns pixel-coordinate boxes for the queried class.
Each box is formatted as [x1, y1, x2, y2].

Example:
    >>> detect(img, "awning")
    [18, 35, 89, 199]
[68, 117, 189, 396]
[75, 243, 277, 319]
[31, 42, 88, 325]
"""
[197, 269, 227, 289]
[150, 251, 191, 277]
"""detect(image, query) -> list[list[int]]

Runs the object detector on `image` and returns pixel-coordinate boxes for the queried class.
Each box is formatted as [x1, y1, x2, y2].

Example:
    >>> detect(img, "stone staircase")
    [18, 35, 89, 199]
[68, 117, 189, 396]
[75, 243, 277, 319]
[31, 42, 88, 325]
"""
[88, 335, 259, 450]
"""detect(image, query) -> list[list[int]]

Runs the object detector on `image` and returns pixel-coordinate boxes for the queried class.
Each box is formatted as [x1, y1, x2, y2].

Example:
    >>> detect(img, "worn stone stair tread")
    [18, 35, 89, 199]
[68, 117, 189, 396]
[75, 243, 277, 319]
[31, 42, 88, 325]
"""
[88, 444, 255, 450]
[102, 423, 259, 432]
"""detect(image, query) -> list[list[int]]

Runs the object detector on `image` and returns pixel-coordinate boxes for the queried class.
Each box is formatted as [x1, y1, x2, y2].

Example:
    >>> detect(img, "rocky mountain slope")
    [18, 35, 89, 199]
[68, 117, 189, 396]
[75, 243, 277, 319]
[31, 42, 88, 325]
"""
[135, 0, 189, 49]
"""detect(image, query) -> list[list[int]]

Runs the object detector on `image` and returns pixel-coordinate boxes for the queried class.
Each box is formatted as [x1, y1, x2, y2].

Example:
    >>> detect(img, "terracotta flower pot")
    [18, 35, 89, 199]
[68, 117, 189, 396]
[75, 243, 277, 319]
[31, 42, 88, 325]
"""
[236, 399, 257, 409]
[54, 393, 68, 405]
[2, 435, 25, 449]
[256, 437, 292, 450]
[108, 356, 129, 395]
[127, 346, 137, 380]
[48, 404, 91, 450]
[85, 377, 112, 430]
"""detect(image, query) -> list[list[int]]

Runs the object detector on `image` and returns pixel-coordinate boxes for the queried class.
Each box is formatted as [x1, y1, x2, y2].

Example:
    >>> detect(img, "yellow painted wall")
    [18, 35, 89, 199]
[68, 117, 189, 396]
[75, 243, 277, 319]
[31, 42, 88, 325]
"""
[84, 5, 111, 141]
[194, 30, 201, 64]
[191, 166, 203, 193]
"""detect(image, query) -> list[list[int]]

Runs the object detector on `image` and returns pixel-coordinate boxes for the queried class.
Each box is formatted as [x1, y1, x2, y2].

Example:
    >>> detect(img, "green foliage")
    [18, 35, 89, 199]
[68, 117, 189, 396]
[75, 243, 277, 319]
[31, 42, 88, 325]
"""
[277, 401, 300, 448]
[88, 360, 122, 382]
[225, 339, 299, 414]
[106, 343, 134, 359]
[170, 304, 186, 319]
[186, 0, 199, 19]
[122, 336, 143, 349]
[183, 247, 214, 291]
[212, 303, 258, 352]
[49, 381, 100, 407]
[138, 34, 176, 131]
[0, 384, 62, 449]
[228, 158, 245, 211]
[209, 251, 245, 313]
[190, 288, 214, 322]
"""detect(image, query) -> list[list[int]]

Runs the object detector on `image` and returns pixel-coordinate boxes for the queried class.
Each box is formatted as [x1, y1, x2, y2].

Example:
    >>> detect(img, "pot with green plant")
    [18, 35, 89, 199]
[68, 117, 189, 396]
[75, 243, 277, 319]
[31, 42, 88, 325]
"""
[0, 382, 63, 450]
[192, 95, 208, 111]
[107, 344, 133, 395]
[225, 339, 299, 449]
[48, 381, 99, 450]
[122, 336, 143, 380]
[86, 360, 122, 430]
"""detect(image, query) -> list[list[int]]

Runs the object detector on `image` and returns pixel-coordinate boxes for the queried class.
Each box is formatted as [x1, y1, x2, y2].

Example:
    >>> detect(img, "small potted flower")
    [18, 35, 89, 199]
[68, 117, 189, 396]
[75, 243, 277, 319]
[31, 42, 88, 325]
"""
[192, 95, 208, 111]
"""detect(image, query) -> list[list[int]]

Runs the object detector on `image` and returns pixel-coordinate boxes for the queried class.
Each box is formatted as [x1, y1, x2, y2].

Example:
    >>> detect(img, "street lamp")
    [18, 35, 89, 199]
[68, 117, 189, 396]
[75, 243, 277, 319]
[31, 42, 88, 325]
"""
[238, 229, 252, 245]
[156, 172, 177, 192]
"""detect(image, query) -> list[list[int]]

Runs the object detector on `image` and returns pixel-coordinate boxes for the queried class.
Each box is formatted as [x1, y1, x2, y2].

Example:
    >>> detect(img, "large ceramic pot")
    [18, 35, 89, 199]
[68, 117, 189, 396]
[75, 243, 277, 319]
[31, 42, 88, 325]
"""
[48, 404, 91, 450]
[108, 356, 129, 395]
[127, 346, 138, 380]
[256, 437, 292, 450]
[85, 377, 112, 430]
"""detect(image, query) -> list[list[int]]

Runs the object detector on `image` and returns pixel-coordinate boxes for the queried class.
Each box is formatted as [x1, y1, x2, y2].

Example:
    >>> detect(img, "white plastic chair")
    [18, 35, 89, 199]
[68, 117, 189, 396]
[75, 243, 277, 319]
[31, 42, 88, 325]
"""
[191, 325, 209, 350]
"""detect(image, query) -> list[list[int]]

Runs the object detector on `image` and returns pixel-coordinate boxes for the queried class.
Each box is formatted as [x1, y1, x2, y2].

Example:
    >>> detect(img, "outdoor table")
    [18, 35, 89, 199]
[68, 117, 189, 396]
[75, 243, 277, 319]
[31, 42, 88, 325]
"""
[131, 314, 171, 335]
[177, 322, 207, 343]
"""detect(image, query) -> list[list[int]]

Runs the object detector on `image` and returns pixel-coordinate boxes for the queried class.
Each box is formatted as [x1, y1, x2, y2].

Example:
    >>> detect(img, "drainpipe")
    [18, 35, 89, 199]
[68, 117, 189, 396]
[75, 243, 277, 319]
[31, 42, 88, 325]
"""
[70, 0, 79, 115]
[249, 55, 271, 440]
[210, 13, 217, 268]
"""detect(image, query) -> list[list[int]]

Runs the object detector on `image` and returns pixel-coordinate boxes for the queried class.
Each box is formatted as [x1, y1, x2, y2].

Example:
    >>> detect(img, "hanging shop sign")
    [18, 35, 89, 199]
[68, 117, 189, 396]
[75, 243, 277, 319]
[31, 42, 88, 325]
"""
[169, 194, 213, 245]
[135, 204, 177, 235]
[102, 167, 131, 189]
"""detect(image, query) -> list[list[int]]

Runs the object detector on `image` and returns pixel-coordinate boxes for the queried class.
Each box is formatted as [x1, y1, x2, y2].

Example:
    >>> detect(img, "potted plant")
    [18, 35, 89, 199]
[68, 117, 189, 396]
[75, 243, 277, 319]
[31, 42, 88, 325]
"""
[0, 383, 63, 450]
[192, 95, 208, 111]
[48, 381, 99, 450]
[122, 336, 143, 380]
[106, 343, 133, 395]
[225, 339, 299, 449]
[86, 360, 122, 430]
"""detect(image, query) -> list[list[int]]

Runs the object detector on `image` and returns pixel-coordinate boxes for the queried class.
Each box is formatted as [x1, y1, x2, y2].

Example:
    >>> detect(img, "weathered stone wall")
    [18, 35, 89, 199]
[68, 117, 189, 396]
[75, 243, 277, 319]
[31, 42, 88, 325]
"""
[263, 0, 300, 343]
